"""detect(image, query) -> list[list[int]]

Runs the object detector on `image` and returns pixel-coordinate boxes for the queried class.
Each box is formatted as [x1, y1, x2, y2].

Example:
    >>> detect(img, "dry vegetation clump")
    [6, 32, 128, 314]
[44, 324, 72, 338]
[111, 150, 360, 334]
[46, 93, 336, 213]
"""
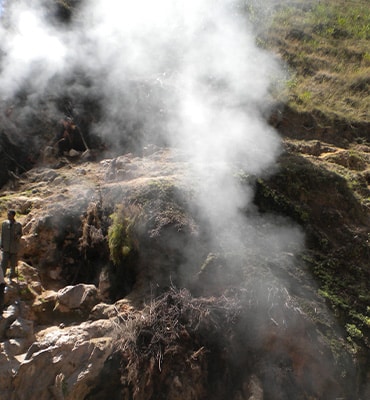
[117, 287, 239, 368]
[106, 285, 353, 399]
[80, 201, 106, 254]
[111, 287, 244, 399]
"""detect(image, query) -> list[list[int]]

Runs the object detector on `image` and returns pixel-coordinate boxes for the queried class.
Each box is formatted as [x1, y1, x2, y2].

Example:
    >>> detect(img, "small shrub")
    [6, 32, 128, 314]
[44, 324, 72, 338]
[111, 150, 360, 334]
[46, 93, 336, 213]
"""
[108, 204, 140, 266]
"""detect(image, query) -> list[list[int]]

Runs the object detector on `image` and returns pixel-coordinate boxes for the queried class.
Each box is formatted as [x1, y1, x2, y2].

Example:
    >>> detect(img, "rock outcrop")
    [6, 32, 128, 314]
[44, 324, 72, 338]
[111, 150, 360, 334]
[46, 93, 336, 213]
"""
[0, 147, 368, 399]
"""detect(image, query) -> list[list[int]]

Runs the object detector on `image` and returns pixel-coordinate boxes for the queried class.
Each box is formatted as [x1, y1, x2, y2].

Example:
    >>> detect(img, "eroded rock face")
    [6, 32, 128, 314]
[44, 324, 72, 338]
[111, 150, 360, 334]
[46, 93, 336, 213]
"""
[0, 269, 359, 399]
[12, 321, 114, 400]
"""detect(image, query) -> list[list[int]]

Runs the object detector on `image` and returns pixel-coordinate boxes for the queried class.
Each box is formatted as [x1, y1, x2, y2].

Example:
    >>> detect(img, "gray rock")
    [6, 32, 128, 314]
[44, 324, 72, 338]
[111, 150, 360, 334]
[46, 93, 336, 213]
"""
[12, 321, 114, 400]
[56, 284, 99, 312]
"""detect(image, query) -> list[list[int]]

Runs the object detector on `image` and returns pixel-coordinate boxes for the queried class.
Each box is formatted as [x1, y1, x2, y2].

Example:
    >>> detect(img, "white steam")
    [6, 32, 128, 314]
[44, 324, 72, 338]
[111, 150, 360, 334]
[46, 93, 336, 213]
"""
[0, 0, 303, 259]
[0, 2, 67, 97]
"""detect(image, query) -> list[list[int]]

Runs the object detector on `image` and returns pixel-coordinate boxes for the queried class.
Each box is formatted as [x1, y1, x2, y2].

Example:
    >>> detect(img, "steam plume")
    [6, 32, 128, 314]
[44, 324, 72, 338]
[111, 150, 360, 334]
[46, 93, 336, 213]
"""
[0, 0, 303, 264]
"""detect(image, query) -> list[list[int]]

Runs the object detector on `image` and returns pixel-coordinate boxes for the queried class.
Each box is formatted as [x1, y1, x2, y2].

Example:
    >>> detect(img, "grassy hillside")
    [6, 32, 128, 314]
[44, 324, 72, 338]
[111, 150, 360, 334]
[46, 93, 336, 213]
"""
[262, 0, 369, 125]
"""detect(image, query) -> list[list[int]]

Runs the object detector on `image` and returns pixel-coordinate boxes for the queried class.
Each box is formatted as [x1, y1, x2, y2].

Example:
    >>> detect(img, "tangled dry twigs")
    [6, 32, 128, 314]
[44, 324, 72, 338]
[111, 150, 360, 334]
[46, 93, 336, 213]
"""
[115, 287, 245, 376]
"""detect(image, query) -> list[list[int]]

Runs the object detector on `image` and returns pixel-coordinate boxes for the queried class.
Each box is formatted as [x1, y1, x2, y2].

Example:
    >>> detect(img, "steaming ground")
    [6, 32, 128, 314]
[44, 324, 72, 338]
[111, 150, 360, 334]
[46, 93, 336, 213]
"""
[0, 3, 367, 397]
[0, 0, 303, 272]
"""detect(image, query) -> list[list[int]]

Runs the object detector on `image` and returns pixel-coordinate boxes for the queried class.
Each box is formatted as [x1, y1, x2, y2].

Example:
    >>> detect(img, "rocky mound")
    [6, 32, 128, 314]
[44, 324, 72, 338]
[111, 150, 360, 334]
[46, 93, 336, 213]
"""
[0, 146, 367, 399]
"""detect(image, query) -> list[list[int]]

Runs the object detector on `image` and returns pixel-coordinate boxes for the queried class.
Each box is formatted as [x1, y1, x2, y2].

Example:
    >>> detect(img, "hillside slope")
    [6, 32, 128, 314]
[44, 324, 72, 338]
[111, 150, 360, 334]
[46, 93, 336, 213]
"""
[0, 148, 363, 399]
[0, 0, 369, 398]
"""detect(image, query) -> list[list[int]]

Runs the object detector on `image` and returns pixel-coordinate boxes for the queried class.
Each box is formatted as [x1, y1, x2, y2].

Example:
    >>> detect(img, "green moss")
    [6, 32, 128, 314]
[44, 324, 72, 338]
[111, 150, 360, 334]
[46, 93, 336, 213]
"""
[345, 323, 363, 339]
[318, 288, 349, 311]
[108, 205, 139, 266]
[308, 254, 369, 350]
[255, 178, 310, 224]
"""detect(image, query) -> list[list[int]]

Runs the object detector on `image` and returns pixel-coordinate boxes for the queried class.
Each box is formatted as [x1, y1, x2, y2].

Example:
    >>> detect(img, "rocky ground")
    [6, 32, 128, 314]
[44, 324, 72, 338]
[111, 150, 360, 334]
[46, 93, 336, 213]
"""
[0, 134, 369, 399]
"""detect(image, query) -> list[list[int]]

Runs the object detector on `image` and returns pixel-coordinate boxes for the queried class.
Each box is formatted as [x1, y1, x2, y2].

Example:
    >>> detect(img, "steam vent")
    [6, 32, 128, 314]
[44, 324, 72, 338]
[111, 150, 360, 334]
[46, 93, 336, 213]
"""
[0, 0, 369, 399]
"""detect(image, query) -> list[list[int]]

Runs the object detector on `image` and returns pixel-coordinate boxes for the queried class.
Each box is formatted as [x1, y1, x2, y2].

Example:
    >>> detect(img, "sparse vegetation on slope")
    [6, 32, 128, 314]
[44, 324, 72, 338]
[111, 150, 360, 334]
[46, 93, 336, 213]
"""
[252, 0, 370, 388]
[263, 0, 369, 125]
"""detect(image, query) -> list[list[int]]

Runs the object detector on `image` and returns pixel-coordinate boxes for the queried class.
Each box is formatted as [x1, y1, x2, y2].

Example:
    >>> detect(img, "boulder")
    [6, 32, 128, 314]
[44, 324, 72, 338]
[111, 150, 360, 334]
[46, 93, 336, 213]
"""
[12, 321, 115, 400]
[56, 284, 99, 314]
[89, 299, 135, 321]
